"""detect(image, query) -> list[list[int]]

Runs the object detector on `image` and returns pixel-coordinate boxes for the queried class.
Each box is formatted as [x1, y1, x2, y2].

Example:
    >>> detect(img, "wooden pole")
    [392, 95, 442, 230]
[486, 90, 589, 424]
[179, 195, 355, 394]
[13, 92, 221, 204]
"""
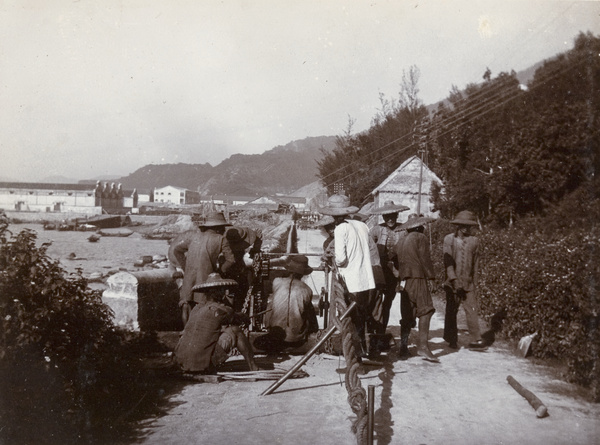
[367, 385, 375, 445]
[416, 149, 424, 215]
[261, 301, 357, 396]
[507, 375, 548, 418]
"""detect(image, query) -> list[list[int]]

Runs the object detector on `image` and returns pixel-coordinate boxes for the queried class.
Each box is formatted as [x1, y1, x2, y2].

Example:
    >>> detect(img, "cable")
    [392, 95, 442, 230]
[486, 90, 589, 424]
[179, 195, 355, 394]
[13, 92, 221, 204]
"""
[319, 56, 587, 191]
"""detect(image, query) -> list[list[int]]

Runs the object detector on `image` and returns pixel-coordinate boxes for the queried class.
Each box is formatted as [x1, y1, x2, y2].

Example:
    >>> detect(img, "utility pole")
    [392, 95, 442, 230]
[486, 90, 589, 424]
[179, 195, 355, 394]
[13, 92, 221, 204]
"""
[417, 147, 424, 216]
[416, 119, 428, 215]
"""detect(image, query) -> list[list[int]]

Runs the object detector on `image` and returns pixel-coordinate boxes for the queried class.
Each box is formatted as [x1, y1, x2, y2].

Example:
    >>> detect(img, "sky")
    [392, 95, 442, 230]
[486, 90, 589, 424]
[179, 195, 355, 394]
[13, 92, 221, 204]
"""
[1, 1, 599, 182]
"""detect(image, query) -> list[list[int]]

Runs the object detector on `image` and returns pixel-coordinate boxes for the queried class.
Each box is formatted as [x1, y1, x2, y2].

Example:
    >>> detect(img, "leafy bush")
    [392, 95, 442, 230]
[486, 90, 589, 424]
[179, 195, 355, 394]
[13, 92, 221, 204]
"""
[0, 220, 161, 443]
[427, 198, 599, 402]
[477, 198, 600, 401]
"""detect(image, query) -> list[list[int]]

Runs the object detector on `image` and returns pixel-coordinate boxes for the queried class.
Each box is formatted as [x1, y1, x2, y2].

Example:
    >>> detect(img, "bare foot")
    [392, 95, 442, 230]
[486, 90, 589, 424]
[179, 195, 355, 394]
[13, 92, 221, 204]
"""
[417, 347, 440, 363]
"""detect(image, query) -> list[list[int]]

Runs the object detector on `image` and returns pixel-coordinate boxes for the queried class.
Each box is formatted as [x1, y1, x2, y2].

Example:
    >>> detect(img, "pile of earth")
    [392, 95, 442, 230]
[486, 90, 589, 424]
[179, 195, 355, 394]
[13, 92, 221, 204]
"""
[143, 213, 295, 252]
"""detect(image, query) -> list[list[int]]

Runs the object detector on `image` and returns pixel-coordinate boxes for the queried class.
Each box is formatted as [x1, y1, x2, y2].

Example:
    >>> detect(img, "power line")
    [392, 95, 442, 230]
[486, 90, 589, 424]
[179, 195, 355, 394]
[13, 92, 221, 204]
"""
[320, 57, 586, 193]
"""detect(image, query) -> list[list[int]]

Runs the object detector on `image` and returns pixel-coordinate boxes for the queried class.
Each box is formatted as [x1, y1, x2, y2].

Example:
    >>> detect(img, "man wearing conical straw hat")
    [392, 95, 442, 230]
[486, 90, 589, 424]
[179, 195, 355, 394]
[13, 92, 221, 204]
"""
[395, 213, 439, 362]
[319, 194, 375, 356]
[254, 255, 319, 354]
[369, 200, 410, 333]
[169, 211, 236, 326]
[442, 210, 486, 350]
[174, 273, 258, 374]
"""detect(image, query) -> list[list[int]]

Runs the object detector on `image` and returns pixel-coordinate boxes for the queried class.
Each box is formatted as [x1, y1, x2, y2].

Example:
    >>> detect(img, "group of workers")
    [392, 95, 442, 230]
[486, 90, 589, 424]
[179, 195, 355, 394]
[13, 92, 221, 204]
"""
[317, 194, 484, 363]
[168, 193, 484, 374]
[168, 211, 319, 374]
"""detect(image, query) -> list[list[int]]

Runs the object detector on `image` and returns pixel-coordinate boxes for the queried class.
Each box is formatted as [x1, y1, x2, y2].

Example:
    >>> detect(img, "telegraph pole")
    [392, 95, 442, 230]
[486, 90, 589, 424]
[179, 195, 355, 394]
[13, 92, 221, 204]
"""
[417, 147, 424, 215]
[416, 119, 428, 215]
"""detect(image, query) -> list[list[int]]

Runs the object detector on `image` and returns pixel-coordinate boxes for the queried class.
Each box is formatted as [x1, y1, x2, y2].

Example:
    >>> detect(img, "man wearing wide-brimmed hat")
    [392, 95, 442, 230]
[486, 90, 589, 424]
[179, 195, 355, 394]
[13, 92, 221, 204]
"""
[442, 210, 485, 349]
[319, 194, 375, 355]
[395, 213, 438, 362]
[174, 273, 258, 374]
[254, 255, 319, 354]
[168, 211, 236, 325]
[369, 200, 410, 333]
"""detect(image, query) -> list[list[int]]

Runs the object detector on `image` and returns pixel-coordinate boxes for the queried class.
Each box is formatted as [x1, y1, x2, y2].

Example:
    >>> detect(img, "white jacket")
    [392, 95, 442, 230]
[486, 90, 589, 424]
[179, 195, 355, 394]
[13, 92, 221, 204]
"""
[334, 219, 375, 293]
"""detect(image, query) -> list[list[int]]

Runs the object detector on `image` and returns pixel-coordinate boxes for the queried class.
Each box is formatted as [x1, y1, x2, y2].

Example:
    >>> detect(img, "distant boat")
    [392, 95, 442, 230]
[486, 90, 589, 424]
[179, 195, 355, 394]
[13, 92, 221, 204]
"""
[97, 228, 133, 237]
[77, 224, 98, 232]
[58, 221, 76, 231]
[78, 215, 131, 229]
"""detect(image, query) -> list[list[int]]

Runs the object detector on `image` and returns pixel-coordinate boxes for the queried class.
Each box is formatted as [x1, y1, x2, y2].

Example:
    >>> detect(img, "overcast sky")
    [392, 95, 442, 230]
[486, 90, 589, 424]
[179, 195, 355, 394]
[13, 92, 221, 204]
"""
[1, 1, 599, 182]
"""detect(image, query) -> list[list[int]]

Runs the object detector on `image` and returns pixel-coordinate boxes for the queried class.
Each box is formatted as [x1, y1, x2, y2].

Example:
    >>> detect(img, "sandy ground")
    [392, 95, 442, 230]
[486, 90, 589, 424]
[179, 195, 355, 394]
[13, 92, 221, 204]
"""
[12, 223, 600, 444]
[135, 319, 600, 445]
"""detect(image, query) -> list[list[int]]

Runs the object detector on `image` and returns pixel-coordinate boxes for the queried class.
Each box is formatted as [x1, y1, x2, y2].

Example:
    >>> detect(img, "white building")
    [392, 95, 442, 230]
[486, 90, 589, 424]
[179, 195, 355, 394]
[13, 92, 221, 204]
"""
[153, 186, 200, 205]
[0, 181, 141, 215]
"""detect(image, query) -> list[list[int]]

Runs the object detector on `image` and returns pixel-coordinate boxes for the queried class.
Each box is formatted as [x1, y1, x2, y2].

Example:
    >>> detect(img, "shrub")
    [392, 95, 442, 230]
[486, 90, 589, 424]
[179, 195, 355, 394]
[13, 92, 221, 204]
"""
[477, 217, 600, 401]
[0, 219, 160, 443]
[427, 201, 599, 402]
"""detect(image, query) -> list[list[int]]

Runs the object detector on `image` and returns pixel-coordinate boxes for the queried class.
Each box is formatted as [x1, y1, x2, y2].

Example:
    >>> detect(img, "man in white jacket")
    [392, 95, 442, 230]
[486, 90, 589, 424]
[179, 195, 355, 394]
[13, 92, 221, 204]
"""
[320, 194, 375, 356]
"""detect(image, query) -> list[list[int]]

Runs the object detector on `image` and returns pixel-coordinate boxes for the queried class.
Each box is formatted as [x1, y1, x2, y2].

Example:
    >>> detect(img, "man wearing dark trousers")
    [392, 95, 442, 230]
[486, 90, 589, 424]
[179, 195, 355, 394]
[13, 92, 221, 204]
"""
[442, 210, 485, 349]
[395, 214, 438, 362]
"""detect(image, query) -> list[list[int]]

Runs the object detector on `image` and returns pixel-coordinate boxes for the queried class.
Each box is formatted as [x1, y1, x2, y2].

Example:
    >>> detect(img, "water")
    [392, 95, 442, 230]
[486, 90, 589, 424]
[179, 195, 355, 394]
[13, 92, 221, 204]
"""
[9, 223, 170, 278]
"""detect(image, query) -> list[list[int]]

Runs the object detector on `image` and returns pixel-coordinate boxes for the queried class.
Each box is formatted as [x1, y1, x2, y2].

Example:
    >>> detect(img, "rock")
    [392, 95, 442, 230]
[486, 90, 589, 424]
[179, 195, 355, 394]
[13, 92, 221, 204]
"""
[89, 272, 103, 282]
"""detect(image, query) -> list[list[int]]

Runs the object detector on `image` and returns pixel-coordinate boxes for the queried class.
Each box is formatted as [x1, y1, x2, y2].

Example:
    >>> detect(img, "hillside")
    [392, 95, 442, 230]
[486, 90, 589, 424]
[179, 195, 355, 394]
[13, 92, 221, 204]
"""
[118, 136, 336, 195]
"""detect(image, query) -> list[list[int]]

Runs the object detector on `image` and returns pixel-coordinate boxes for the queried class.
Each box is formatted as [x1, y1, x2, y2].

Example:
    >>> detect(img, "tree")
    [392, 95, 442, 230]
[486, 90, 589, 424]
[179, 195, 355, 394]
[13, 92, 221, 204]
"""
[318, 65, 427, 206]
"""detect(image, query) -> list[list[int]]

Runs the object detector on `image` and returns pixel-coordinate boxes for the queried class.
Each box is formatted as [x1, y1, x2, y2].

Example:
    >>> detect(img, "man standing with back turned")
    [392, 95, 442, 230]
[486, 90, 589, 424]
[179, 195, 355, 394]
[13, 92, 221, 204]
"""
[395, 214, 438, 362]
[168, 212, 235, 326]
[319, 194, 375, 356]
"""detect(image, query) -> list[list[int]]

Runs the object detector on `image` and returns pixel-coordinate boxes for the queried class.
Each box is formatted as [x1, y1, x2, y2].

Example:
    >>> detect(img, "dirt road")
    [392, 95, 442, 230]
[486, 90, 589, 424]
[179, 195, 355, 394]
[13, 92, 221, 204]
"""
[135, 228, 599, 445]
[15, 223, 599, 444]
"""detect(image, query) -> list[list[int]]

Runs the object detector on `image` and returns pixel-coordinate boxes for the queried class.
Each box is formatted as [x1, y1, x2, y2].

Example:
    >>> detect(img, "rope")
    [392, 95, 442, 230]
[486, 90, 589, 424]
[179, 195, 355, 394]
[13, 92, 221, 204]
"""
[330, 273, 369, 445]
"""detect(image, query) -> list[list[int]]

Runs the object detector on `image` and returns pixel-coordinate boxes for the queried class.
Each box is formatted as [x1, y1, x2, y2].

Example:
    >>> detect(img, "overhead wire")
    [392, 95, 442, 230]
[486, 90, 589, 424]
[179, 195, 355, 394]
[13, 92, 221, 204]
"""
[320, 56, 587, 193]
[319, 10, 587, 191]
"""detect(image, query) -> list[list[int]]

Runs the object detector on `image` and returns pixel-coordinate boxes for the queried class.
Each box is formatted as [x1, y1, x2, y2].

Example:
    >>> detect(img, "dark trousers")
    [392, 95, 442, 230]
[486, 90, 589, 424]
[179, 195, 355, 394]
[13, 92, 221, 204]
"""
[443, 286, 481, 344]
[380, 275, 398, 332]
[346, 290, 372, 354]
[399, 290, 416, 338]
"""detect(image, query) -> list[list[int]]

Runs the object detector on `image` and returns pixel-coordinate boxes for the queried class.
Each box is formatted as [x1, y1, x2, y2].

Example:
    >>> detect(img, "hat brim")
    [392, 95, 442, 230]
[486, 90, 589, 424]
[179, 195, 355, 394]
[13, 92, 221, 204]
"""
[318, 205, 359, 216]
[370, 204, 410, 215]
[450, 219, 478, 226]
[285, 264, 313, 275]
[199, 221, 233, 227]
[192, 279, 238, 292]
[315, 217, 335, 228]
[401, 217, 435, 230]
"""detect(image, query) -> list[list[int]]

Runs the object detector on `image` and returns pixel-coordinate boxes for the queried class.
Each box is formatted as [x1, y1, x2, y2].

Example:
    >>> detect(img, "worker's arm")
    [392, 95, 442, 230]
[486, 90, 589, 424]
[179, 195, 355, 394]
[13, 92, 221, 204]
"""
[219, 237, 236, 275]
[168, 232, 191, 271]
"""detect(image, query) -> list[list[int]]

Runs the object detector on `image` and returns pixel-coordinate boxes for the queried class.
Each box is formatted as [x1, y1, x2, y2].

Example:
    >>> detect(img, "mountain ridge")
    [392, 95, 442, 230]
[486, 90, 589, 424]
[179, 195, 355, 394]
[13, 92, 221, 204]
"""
[118, 135, 337, 196]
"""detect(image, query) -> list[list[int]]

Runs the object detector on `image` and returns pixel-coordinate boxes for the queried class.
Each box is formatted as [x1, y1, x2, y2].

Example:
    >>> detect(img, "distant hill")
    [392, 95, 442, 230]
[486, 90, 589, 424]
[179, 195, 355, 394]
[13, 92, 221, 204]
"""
[118, 136, 337, 195]
[39, 175, 79, 184]
[118, 163, 214, 192]
[78, 175, 122, 185]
